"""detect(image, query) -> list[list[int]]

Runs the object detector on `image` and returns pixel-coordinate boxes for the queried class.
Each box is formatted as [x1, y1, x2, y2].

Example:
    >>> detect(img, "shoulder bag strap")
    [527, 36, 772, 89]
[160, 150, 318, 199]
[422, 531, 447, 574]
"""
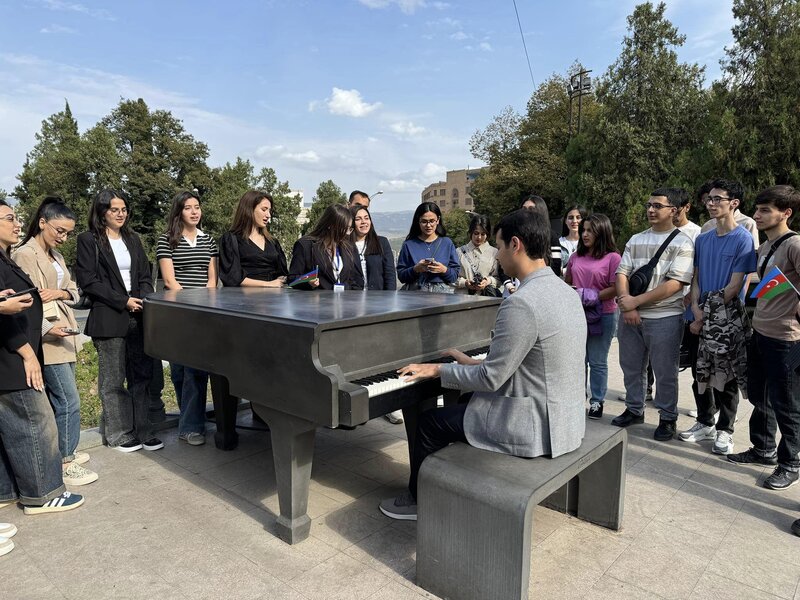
[759, 231, 797, 278]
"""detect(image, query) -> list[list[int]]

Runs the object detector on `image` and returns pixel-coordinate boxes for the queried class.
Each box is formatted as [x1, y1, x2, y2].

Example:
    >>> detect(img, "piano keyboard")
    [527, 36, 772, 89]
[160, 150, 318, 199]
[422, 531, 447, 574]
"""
[353, 347, 489, 398]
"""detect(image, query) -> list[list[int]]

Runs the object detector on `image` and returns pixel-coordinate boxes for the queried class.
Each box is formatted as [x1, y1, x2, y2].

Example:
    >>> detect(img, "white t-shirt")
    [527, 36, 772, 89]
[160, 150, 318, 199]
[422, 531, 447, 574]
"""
[52, 259, 64, 289]
[678, 220, 702, 242]
[355, 240, 367, 290]
[109, 237, 132, 292]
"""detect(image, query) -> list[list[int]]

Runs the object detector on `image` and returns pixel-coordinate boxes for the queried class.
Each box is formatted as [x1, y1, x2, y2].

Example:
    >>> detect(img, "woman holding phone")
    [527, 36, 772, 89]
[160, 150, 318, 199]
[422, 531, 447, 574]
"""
[397, 202, 459, 293]
[14, 197, 98, 485]
[75, 189, 161, 453]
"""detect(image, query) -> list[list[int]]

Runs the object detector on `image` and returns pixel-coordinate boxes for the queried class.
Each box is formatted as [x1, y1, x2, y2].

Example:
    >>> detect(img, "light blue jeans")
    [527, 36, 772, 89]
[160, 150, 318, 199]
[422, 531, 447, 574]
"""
[618, 314, 683, 421]
[586, 312, 618, 404]
[44, 362, 81, 461]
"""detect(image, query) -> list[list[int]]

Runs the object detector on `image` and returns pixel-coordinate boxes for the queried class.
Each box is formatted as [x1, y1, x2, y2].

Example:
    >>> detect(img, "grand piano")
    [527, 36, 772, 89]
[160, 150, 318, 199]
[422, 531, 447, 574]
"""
[144, 288, 500, 544]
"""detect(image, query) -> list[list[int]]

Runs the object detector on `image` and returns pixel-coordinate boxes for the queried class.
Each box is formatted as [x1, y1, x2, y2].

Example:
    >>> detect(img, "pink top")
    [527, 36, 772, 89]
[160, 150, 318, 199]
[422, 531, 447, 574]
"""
[568, 252, 622, 314]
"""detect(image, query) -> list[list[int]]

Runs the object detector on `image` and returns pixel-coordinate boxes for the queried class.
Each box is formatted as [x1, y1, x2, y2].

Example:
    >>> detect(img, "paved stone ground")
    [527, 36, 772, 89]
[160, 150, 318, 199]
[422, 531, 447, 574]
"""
[2, 339, 799, 600]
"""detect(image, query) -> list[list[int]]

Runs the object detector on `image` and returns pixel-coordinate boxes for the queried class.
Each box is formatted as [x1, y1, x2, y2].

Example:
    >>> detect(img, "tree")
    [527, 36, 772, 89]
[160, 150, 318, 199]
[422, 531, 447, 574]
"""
[302, 180, 346, 234]
[443, 209, 471, 247]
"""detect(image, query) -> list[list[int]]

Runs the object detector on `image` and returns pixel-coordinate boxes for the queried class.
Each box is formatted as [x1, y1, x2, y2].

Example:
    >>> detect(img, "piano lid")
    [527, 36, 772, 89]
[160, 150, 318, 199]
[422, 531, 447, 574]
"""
[145, 288, 501, 330]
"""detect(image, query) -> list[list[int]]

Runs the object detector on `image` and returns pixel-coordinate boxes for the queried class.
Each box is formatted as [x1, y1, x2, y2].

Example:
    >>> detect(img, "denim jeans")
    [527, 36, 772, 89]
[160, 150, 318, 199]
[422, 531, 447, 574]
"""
[0, 387, 66, 505]
[149, 356, 165, 419]
[618, 314, 683, 421]
[170, 363, 208, 435]
[746, 332, 800, 472]
[586, 312, 618, 404]
[44, 362, 81, 461]
[409, 404, 468, 500]
[93, 314, 154, 447]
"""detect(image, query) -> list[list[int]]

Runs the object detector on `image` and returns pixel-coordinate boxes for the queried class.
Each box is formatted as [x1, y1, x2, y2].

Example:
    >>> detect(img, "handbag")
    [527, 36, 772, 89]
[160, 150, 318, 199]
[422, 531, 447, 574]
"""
[72, 238, 99, 310]
[628, 229, 681, 296]
[32, 261, 60, 321]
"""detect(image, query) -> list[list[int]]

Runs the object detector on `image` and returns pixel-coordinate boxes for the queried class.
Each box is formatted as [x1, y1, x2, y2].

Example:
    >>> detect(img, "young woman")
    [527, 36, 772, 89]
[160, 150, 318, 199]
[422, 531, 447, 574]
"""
[350, 205, 396, 291]
[219, 190, 288, 288]
[564, 213, 621, 420]
[75, 189, 162, 453]
[289, 204, 363, 290]
[559, 205, 588, 266]
[0, 199, 84, 515]
[455, 214, 500, 296]
[156, 191, 218, 447]
[397, 202, 459, 293]
[520, 195, 562, 277]
[13, 197, 98, 485]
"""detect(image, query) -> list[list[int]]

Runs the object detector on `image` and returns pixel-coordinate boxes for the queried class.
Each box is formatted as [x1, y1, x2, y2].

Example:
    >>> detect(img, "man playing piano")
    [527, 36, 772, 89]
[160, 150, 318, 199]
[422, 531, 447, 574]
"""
[380, 208, 588, 520]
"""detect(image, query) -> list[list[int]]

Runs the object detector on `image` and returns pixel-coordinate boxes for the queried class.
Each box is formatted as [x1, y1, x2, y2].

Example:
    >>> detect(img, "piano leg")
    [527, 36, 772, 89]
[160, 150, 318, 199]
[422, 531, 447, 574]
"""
[209, 374, 240, 451]
[251, 404, 316, 545]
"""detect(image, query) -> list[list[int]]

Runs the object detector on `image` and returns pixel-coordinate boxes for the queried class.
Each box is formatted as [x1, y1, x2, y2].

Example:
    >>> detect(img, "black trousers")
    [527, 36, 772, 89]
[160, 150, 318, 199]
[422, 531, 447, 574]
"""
[685, 323, 739, 433]
[409, 404, 468, 500]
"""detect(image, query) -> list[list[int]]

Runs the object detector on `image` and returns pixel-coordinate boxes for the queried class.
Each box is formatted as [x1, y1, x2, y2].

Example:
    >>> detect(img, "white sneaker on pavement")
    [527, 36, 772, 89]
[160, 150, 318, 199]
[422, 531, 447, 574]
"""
[713, 431, 734, 455]
[678, 422, 716, 442]
[0, 536, 13, 557]
[0, 523, 16, 538]
[62, 462, 99, 486]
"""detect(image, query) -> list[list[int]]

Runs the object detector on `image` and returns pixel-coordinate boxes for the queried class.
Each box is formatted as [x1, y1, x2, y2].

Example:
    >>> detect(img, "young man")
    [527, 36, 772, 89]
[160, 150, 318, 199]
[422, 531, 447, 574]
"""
[379, 209, 586, 520]
[673, 187, 702, 240]
[613, 188, 694, 441]
[728, 185, 800, 491]
[678, 179, 756, 454]
[348, 190, 370, 208]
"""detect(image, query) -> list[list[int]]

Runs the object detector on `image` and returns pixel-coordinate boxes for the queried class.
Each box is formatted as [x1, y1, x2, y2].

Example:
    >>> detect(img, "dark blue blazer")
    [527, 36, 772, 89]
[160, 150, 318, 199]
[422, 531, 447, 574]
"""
[364, 237, 397, 291]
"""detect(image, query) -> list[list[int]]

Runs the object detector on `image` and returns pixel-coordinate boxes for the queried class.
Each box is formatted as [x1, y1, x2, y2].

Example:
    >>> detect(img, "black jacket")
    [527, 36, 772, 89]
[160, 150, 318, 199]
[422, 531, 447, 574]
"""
[75, 231, 153, 338]
[0, 255, 43, 392]
[363, 236, 397, 291]
[288, 237, 364, 290]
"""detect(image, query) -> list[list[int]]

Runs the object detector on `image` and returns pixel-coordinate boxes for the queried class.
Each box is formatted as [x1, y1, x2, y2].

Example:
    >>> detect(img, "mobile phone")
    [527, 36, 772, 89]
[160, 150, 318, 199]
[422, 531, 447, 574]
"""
[60, 327, 81, 335]
[0, 287, 37, 301]
[425, 258, 436, 263]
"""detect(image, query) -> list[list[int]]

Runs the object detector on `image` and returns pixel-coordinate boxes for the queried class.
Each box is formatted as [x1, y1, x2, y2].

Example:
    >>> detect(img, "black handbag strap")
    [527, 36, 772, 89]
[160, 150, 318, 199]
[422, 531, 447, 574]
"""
[644, 229, 681, 271]
[759, 231, 797, 278]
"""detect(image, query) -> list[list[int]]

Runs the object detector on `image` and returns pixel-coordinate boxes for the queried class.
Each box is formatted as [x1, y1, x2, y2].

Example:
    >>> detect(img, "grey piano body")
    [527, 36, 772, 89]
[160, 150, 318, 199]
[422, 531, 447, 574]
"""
[144, 288, 500, 544]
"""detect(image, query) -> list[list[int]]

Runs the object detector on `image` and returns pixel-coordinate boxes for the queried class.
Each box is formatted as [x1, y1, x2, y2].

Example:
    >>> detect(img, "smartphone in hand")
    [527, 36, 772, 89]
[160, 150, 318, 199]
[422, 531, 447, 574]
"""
[60, 327, 81, 335]
[0, 287, 37, 301]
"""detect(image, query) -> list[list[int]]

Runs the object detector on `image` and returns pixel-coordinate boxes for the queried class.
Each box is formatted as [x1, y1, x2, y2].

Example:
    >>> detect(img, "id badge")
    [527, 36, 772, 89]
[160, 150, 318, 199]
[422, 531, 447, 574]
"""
[333, 284, 345, 293]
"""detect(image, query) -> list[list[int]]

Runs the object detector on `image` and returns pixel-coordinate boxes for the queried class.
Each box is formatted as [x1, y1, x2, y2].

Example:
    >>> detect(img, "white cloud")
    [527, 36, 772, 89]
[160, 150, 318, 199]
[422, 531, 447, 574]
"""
[427, 17, 461, 28]
[450, 31, 469, 41]
[358, 0, 431, 14]
[282, 150, 320, 164]
[390, 121, 427, 137]
[478, 41, 493, 52]
[326, 87, 381, 118]
[378, 162, 448, 192]
[41, 0, 115, 21]
[40, 24, 77, 34]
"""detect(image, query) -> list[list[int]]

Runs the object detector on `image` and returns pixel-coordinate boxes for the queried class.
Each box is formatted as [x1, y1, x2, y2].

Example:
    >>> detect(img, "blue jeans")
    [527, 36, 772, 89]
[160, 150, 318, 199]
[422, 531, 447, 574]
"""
[0, 387, 66, 505]
[746, 332, 800, 472]
[170, 363, 208, 435]
[44, 362, 81, 461]
[618, 314, 683, 421]
[586, 312, 618, 404]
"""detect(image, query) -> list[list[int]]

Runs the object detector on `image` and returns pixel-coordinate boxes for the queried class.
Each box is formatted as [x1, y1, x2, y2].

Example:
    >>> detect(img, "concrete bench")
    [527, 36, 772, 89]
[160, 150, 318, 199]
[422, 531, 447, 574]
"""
[416, 423, 626, 600]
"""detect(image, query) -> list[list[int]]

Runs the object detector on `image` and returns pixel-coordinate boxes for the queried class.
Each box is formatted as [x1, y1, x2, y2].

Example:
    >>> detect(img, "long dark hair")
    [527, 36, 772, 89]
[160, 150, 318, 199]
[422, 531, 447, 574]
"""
[165, 191, 200, 249]
[21, 196, 77, 246]
[468, 214, 491, 238]
[309, 204, 354, 249]
[520, 194, 550, 222]
[0, 199, 15, 262]
[406, 202, 447, 241]
[230, 190, 274, 243]
[88, 188, 136, 252]
[350, 205, 383, 255]
[576, 213, 617, 259]
[561, 205, 588, 237]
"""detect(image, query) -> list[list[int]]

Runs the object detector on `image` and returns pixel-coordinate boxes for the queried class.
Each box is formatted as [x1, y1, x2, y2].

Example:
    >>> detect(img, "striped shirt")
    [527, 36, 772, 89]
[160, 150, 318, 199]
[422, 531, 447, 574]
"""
[156, 231, 218, 289]
[617, 228, 695, 318]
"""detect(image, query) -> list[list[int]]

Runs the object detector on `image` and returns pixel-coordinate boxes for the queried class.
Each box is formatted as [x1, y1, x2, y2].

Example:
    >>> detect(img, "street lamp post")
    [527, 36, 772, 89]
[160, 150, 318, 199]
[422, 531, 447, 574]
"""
[369, 190, 384, 201]
[568, 69, 592, 137]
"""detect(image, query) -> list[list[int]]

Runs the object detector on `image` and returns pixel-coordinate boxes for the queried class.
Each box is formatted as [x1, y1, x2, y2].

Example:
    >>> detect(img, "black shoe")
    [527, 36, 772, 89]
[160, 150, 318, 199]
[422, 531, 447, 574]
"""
[113, 439, 143, 453]
[764, 466, 799, 490]
[792, 518, 800, 537]
[611, 409, 644, 427]
[587, 402, 603, 420]
[142, 438, 164, 451]
[727, 447, 778, 466]
[654, 419, 676, 441]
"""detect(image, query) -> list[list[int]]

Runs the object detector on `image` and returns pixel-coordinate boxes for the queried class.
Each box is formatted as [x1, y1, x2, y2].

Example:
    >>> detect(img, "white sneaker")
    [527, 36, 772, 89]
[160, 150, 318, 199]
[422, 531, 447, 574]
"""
[73, 451, 90, 465]
[0, 523, 16, 538]
[0, 536, 13, 557]
[713, 431, 734, 455]
[384, 410, 404, 425]
[688, 409, 698, 418]
[678, 422, 716, 442]
[62, 462, 99, 486]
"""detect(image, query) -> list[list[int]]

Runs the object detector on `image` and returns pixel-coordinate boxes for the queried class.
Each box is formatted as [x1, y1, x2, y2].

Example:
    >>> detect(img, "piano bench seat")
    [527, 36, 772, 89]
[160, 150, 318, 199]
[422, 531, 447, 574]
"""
[416, 422, 627, 600]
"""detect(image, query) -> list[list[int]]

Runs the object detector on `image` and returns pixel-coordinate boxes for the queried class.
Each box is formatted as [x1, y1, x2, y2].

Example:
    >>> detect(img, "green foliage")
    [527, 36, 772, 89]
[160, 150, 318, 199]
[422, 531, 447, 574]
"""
[443, 210, 471, 247]
[302, 180, 347, 235]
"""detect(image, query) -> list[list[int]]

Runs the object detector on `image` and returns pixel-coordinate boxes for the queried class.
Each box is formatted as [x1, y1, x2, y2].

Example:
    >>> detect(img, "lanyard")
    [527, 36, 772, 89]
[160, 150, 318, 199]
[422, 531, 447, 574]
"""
[332, 247, 343, 284]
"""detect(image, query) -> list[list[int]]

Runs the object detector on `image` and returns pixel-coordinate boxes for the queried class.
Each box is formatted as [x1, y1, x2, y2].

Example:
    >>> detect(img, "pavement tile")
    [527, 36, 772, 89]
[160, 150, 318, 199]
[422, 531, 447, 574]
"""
[342, 523, 417, 579]
[652, 479, 746, 534]
[691, 570, 786, 600]
[528, 545, 605, 599]
[310, 507, 391, 551]
[289, 553, 392, 600]
[0, 545, 67, 600]
[585, 574, 668, 599]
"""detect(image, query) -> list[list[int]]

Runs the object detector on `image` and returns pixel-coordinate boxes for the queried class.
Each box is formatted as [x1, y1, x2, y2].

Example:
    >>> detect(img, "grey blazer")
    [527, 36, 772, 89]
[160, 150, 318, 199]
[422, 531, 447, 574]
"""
[440, 267, 587, 458]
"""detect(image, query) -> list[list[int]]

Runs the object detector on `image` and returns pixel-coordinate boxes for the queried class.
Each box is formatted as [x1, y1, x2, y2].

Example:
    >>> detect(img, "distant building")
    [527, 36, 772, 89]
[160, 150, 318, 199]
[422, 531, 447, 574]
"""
[288, 190, 310, 227]
[421, 167, 486, 212]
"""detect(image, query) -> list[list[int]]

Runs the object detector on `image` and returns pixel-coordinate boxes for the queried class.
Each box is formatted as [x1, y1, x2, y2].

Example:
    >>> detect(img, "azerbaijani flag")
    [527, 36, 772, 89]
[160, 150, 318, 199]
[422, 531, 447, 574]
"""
[289, 266, 319, 288]
[750, 266, 799, 300]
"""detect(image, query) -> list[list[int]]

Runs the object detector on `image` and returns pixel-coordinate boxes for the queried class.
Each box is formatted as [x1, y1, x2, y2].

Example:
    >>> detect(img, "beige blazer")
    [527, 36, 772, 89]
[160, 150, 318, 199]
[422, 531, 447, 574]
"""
[13, 239, 80, 365]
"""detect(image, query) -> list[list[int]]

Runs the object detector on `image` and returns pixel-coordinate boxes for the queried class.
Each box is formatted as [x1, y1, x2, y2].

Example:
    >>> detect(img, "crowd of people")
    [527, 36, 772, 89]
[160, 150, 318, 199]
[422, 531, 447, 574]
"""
[1, 176, 799, 558]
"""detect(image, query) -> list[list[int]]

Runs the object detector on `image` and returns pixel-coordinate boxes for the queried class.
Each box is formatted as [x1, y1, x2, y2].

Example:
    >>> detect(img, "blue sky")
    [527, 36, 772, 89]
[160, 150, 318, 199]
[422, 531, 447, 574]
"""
[1, 0, 733, 211]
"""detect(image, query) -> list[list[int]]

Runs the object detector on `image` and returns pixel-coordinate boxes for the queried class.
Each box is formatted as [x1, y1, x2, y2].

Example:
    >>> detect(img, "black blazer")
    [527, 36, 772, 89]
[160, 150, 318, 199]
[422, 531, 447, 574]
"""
[75, 231, 154, 338]
[289, 237, 364, 290]
[364, 236, 397, 291]
[0, 255, 44, 392]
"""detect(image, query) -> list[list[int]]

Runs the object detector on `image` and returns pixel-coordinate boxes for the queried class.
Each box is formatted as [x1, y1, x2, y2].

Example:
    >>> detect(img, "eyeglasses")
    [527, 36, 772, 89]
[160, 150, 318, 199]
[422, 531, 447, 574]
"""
[46, 221, 74, 239]
[419, 219, 438, 226]
[107, 207, 128, 216]
[645, 202, 674, 211]
[0, 214, 21, 224]
[705, 195, 731, 205]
